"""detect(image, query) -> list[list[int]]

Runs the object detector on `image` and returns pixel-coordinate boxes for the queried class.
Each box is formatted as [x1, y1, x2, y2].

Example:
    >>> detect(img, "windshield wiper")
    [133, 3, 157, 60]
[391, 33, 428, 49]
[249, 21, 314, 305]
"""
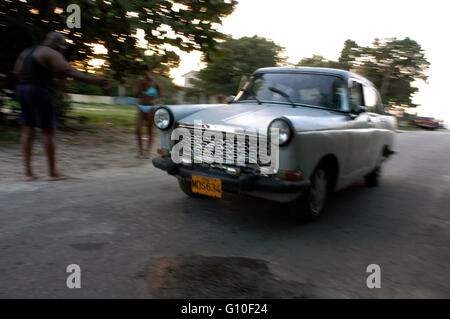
[239, 88, 262, 105]
[269, 87, 296, 108]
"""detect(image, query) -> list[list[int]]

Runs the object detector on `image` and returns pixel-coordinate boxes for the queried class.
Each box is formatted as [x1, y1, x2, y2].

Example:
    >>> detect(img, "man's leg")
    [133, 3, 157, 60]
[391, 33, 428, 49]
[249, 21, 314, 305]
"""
[42, 128, 67, 181]
[21, 125, 37, 181]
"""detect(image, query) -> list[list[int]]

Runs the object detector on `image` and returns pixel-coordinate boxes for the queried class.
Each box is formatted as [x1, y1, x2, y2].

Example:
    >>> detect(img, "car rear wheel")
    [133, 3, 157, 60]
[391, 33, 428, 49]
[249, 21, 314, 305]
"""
[365, 149, 386, 187]
[365, 165, 381, 187]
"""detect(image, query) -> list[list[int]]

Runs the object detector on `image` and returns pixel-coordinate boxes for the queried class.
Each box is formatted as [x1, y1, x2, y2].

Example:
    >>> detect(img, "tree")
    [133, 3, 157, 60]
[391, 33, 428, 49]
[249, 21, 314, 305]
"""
[297, 54, 340, 69]
[192, 36, 285, 96]
[0, 0, 237, 84]
[296, 37, 429, 107]
[354, 38, 430, 107]
[338, 39, 359, 70]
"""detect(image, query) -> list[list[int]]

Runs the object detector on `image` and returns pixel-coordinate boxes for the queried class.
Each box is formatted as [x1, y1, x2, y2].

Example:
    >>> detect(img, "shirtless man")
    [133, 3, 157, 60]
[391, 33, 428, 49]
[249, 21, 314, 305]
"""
[14, 32, 108, 181]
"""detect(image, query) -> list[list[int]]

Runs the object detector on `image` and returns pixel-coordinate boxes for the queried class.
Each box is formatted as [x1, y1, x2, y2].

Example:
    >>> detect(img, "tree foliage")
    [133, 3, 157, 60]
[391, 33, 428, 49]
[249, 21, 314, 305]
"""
[192, 35, 285, 96]
[297, 37, 429, 107]
[353, 38, 429, 107]
[338, 39, 359, 70]
[297, 54, 340, 69]
[0, 0, 237, 83]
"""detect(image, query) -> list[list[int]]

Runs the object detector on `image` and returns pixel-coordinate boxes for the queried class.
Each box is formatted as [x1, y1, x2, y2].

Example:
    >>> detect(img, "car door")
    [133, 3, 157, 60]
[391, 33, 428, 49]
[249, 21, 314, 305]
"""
[346, 80, 373, 178]
[363, 85, 386, 167]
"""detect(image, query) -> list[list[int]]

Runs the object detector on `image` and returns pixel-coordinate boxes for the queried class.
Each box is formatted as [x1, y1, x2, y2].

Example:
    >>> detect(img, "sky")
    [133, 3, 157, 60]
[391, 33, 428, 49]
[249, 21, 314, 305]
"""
[170, 0, 450, 123]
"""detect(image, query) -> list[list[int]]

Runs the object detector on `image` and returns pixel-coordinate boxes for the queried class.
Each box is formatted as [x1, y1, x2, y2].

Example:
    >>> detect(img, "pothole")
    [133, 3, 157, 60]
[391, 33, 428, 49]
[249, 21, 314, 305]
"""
[136, 255, 351, 299]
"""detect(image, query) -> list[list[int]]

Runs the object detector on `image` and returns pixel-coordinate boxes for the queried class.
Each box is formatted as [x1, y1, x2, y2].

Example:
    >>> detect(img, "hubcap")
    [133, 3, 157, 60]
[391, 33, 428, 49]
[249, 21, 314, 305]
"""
[309, 169, 328, 215]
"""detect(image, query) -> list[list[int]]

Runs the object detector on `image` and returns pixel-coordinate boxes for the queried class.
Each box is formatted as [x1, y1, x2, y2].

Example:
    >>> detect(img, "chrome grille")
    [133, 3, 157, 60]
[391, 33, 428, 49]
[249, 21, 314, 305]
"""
[176, 126, 271, 168]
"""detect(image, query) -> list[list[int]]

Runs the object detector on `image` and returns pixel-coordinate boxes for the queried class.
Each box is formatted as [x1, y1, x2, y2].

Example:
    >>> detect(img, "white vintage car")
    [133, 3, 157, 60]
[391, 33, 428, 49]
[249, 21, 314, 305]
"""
[152, 67, 397, 220]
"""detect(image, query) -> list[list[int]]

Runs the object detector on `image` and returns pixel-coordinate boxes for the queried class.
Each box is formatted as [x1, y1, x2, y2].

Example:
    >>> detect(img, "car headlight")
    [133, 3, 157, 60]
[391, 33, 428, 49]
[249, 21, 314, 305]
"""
[268, 118, 293, 146]
[154, 107, 172, 130]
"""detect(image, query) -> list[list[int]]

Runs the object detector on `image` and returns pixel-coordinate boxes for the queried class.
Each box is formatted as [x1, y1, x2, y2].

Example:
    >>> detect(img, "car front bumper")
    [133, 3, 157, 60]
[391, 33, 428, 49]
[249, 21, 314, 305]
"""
[152, 157, 310, 195]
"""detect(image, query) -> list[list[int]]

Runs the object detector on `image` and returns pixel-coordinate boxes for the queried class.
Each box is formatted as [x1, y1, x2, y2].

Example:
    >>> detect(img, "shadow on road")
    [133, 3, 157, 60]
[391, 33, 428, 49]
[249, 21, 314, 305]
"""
[154, 178, 410, 256]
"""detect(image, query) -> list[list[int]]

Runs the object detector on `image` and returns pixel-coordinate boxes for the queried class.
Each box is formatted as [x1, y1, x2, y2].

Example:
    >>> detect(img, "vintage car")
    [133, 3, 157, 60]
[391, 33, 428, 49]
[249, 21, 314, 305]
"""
[412, 117, 440, 130]
[152, 67, 397, 220]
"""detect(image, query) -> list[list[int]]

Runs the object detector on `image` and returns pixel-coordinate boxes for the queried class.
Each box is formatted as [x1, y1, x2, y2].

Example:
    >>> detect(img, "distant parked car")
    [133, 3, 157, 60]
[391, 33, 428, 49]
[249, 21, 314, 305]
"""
[412, 117, 440, 130]
[152, 67, 397, 220]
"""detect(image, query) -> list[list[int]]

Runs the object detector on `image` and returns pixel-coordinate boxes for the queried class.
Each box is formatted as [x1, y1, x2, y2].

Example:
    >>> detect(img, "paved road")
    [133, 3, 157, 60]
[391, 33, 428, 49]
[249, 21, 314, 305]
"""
[0, 131, 449, 298]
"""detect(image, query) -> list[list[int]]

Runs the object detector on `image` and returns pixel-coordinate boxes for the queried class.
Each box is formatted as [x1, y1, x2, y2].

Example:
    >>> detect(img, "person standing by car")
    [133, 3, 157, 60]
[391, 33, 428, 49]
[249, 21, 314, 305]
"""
[13, 31, 108, 181]
[135, 64, 162, 158]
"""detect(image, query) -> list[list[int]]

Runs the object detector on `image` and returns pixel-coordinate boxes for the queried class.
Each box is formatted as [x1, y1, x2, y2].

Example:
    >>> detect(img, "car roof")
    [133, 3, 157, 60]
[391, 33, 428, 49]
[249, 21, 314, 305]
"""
[254, 66, 374, 86]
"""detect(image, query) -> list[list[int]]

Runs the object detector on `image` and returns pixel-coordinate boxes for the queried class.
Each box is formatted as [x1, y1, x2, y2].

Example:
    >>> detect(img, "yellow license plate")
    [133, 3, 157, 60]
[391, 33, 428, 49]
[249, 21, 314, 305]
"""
[191, 174, 222, 198]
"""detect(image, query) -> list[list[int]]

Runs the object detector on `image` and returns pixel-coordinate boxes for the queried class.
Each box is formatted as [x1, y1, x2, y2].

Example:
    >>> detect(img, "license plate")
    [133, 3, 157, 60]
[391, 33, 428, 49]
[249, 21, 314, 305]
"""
[191, 174, 222, 198]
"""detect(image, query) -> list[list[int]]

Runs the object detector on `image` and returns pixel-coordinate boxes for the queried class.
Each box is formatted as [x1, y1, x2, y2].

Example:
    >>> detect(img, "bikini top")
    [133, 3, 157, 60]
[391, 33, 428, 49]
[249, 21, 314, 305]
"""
[142, 86, 158, 97]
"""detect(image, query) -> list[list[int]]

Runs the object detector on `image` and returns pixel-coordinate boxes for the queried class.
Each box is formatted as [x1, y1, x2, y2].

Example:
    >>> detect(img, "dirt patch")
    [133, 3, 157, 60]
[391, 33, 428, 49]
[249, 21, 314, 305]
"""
[0, 127, 160, 181]
[136, 256, 351, 299]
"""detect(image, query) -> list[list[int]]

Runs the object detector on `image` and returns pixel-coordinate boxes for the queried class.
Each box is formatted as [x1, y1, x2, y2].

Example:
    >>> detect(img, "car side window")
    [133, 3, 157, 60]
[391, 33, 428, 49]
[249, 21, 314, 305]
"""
[363, 85, 377, 112]
[363, 85, 384, 114]
[349, 80, 363, 108]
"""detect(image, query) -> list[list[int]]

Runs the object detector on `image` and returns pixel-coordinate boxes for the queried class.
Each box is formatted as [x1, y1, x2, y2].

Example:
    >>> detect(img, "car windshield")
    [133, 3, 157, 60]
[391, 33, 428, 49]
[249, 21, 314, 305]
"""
[235, 72, 346, 110]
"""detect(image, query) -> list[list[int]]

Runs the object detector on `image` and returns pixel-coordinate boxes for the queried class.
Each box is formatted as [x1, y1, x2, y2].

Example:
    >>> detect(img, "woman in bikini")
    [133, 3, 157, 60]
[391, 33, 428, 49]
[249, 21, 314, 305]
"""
[135, 64, 162, 158]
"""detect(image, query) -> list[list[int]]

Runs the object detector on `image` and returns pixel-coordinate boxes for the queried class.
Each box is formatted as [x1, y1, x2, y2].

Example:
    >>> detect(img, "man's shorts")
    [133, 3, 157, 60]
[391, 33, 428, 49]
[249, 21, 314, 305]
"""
[16, 84, 57, 129]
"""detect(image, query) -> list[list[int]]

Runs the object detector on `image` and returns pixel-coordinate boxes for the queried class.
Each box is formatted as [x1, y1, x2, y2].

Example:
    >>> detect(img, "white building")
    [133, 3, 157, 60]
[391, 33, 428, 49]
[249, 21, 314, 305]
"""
[181, 71, 227, 105]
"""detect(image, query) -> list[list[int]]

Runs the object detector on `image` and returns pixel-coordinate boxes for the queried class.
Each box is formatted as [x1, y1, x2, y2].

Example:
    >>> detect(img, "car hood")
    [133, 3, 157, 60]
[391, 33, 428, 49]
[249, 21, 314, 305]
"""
[177, 102, 349, 132]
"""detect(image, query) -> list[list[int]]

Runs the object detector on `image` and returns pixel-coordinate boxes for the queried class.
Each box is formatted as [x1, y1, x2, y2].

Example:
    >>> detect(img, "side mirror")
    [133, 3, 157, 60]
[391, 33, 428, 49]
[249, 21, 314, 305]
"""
[352, 105, 366, 114]
[226, 96, 235, 104]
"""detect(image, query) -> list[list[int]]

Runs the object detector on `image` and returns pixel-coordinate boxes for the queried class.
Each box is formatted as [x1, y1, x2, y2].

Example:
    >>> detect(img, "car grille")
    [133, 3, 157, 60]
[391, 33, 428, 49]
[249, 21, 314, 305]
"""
[176, 125, 271, 168]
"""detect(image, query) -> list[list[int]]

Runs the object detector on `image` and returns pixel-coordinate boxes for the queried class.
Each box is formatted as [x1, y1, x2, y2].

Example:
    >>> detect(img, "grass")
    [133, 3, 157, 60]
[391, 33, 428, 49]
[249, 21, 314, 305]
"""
[70, 103, 137, 131]
[397, 124, 442, 131]
[0, 103, 141, 149]
[0, 128, 20, 147]
[398, 125, 425, 131]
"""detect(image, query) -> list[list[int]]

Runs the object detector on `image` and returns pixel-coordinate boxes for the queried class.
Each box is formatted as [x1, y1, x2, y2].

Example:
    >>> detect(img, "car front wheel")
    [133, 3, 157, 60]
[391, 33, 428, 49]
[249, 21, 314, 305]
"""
[289, 164, 331, 222]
